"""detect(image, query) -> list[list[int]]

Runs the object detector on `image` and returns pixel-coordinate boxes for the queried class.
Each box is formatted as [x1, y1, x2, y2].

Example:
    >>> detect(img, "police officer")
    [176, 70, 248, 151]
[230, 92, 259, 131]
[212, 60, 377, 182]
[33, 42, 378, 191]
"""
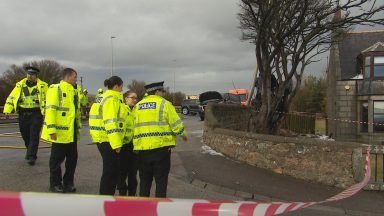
[117, 90, 137, 196]
[41, 68, 81, 193]
[3, 66, 48, 165]
[80, 88, 89, 118]
[133, 81, 187, 198]
[80, 89, 88, 106]
[89, 76, 126, 195]
[96, 88, 103, 101]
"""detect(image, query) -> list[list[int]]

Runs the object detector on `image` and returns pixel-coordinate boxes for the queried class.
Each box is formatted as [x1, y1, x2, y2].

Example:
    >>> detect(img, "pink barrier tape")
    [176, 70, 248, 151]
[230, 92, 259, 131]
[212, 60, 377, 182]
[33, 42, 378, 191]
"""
[0, 192, 24, 216]
[0, 151, 371, 216]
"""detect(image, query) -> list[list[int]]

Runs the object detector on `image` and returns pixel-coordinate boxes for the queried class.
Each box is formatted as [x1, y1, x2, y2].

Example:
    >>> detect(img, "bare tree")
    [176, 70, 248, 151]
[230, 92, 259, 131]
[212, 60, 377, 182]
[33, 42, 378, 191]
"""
[238, 0, 384, 134]
[0, 59, 64, 106]
[127, 80, 147, 100]
[24, 59, 63, 84]
[163, 87, 186, 106]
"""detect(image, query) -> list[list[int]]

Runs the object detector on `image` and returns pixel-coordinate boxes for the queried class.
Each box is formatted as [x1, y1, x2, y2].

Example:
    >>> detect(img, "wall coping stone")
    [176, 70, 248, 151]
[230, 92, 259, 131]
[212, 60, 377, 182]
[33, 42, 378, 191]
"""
[209, 127, 363, 149]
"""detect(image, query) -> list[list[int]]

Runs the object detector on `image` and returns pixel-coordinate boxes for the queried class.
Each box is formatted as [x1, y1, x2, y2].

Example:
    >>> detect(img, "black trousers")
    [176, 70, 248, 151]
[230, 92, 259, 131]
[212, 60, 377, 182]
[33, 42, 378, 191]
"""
[18, 111, 43, 160]
[138, 146, 171, 198]
[117, 143, 139, 196]
[49, 142, 78, 187]
[97, 142, 119, 195]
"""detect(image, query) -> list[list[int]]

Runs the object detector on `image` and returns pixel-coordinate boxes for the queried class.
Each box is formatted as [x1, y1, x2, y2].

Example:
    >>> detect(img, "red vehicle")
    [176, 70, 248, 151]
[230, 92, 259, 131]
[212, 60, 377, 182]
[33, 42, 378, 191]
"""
[228, 89, 249, 105]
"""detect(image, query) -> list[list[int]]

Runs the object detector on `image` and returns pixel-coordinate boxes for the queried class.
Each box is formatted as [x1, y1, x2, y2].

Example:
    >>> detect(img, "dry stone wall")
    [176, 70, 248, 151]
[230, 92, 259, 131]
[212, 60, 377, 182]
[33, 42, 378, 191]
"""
[203, 103, 365, 188]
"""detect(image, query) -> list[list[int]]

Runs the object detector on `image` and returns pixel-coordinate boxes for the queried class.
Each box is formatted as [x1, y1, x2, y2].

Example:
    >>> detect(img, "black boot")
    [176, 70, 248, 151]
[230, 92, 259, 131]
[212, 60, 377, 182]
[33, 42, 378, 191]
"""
[49, 185, 64, 193]
[64, 185, 77, 193]
[118, 189, 127, 196]
[27, 158, 36, 166]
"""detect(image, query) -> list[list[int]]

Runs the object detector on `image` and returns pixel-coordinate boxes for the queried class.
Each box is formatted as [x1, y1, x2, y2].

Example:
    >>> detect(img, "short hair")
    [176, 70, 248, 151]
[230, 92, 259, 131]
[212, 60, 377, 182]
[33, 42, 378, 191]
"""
[62, 68, 76, 79]
[146, 90, 157, 95]
[123, 90, 136, 98]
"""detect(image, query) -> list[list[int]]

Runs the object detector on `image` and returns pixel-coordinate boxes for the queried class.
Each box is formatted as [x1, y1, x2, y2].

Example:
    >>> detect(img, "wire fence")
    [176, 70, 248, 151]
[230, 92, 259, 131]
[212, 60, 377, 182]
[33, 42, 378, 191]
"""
[281, 112, 316, 134]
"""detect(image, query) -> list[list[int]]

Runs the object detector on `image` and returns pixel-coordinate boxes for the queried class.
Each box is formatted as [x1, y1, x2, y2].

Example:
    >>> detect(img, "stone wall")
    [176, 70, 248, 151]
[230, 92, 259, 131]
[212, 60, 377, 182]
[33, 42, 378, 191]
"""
[203, 103, 364, 188]
[334, 80, 358, 141]
[327, 40, 342, 139]
[204, 103, 254, 131]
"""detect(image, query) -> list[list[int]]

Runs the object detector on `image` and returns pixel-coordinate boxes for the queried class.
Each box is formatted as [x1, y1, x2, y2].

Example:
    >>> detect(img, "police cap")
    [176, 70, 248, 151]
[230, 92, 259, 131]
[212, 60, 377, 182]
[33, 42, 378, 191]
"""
[145, 81, 164, 93]
[25, 66, 40, 75]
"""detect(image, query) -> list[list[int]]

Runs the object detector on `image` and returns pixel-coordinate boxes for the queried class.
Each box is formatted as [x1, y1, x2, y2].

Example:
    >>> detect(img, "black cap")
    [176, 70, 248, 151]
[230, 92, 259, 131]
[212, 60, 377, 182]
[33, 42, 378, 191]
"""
[145, 81, 164, 92]
[25, 66, 40, 75]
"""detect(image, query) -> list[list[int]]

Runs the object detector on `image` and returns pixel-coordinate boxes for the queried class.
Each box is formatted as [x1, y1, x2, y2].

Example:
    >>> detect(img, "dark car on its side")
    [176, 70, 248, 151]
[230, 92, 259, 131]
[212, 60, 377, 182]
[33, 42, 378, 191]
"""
[198, 91, 224, 121]
[221, 93, 242, 105]
[181, 99, 200, 115]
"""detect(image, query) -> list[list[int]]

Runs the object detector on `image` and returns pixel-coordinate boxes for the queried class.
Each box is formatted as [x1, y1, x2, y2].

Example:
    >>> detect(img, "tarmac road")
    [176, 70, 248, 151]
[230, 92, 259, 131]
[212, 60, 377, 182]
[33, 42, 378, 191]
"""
[0, 115, 383, 215]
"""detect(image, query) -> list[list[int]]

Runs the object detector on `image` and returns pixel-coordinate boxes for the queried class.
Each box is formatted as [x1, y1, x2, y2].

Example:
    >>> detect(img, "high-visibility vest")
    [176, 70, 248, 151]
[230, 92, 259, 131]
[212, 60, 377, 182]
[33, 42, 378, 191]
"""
[41, 81, 81, 144]
[80, 93, 88, 107]
[3, 78, 48, 114]
[19, 83, 39, 109]
[123, 105, 134, 144]
[76, 85, 87, 107]
[89, 90, 126, 149]
[133, 95, 187, 151]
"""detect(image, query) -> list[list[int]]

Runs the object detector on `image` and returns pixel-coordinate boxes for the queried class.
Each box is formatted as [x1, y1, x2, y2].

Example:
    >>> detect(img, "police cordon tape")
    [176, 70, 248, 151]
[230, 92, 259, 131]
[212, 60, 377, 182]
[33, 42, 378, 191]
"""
[0, 150, 371, 216]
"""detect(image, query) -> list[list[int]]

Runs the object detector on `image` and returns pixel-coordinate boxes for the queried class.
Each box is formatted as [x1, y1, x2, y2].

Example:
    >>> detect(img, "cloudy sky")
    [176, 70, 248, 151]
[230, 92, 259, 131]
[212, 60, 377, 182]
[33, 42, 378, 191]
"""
[0, 0, 383, 95]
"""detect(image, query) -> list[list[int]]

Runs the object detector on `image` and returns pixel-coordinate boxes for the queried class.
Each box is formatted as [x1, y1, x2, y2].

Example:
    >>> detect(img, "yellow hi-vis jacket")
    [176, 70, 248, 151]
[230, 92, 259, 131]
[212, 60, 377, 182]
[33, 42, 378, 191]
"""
[76, 84, 88, 107]
[3, 78, 48, 115]
[89, 90, 126, 149]
[41, 81, 81, 143]
[123, 105, 134, 144]
[80, 93, 88, 107]
[133, 95, 187, 150]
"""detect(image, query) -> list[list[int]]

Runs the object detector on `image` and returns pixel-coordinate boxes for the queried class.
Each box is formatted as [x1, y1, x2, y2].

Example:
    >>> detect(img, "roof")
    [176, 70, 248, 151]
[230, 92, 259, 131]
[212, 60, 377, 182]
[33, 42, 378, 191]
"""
[338, 31, 384, 79]
[361, 42, 384, 53]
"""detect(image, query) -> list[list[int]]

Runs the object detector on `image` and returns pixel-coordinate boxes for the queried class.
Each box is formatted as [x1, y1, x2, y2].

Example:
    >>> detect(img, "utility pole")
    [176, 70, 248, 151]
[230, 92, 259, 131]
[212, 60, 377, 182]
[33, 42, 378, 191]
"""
[173, 70, 176, 104]
[110, 36, 116, 76]
[247, 65, 259, 106]
[172, 59, 176, 104]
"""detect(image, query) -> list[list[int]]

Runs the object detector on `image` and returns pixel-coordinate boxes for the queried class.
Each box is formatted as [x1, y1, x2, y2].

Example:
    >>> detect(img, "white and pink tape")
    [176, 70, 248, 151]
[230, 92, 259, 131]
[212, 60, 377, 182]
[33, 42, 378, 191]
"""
[0, 151, 371, 216]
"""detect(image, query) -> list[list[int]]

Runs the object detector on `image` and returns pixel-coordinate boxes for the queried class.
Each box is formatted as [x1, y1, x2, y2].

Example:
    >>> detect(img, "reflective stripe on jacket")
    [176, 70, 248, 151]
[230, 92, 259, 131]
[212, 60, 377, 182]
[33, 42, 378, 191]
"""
[123, 105, 134, 144]
[41, 81, 81, 143]
[19, 84, 39, 109]
[3, 78, 48, 114]
[133, 95, 186, 150]
[89, 90, 125, 149]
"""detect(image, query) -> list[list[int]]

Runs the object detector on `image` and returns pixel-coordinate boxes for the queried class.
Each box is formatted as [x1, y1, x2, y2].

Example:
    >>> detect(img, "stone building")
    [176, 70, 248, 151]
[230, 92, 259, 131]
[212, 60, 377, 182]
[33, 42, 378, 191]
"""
[327, 29, 384, 143]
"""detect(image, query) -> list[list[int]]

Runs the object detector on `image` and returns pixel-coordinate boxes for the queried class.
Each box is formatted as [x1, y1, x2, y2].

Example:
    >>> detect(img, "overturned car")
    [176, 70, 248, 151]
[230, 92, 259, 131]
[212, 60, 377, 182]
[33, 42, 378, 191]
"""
[198, 91, 224, 121]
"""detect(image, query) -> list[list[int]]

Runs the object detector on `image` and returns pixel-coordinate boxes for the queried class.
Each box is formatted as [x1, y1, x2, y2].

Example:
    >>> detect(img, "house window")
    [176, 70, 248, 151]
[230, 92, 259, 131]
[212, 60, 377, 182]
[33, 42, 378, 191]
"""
[364, 56, 371, 79]
[361, 101, 368, 132]
[373, 101, 384, 132]
[374, 56, 384, 78]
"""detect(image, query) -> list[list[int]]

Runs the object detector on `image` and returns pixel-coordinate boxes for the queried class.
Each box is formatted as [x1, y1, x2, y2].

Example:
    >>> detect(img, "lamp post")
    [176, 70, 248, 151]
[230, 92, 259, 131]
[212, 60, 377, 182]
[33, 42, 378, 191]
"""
[110, 36, 116, 76]
[173, 60, 176, 104]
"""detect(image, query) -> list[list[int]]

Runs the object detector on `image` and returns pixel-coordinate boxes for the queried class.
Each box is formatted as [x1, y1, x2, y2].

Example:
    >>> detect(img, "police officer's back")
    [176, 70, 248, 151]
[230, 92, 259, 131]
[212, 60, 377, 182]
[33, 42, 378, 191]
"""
[89, 76, 126, 195]
[133, 81, 187, 197]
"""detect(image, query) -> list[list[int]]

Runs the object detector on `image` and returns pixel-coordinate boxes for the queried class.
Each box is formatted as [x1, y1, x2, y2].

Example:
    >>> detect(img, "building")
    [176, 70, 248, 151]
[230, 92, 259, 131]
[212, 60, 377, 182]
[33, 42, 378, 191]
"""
[185, 95, 198, 100]
[327, 29, 384, 143]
